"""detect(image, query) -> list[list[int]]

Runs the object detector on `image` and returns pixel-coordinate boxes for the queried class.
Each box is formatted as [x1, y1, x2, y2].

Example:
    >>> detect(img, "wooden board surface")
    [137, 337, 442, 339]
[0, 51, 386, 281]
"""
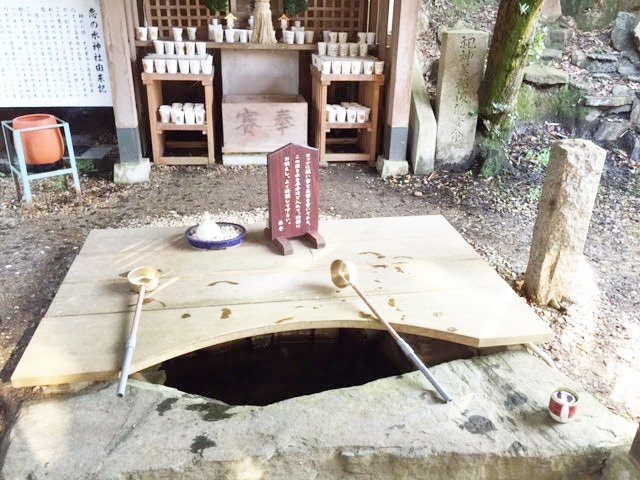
[11, 216, 553, 387]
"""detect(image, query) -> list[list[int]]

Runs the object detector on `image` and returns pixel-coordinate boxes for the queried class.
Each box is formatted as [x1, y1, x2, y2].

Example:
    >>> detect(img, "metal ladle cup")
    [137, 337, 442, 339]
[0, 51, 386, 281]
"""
[330, 259, 453, 403]
[117, 266, 160, 397]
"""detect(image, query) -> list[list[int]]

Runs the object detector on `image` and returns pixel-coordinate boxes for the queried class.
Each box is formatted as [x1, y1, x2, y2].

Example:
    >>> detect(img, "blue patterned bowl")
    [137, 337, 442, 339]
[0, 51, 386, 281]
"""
[184, 222, 247, 250]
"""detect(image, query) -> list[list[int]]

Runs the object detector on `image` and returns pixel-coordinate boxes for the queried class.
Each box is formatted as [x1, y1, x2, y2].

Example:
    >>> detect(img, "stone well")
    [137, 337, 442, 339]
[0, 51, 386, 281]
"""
[1, 351, 635, 479]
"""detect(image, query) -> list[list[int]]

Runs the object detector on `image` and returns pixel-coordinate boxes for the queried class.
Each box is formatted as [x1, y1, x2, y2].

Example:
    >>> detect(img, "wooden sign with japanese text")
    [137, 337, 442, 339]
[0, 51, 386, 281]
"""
[0, 0, 113, 107]
[266, 143, 325, 255]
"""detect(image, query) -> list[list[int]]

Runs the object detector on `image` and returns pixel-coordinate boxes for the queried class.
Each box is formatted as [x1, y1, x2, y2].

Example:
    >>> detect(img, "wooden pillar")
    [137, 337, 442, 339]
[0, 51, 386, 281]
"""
[373, 0, 390, 61]
[382, 0, 420, 163]
[100, 0, 144, 166]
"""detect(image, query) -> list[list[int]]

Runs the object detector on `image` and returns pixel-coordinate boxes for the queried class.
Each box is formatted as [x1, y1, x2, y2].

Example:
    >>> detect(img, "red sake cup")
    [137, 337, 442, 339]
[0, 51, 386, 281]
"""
[548, 388, 579, 423]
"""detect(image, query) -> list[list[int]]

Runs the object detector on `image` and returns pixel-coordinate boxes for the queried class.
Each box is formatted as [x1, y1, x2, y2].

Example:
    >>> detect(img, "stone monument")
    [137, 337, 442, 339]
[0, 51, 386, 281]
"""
[434, 29, 488, 168]
[524, 139, 606, 305]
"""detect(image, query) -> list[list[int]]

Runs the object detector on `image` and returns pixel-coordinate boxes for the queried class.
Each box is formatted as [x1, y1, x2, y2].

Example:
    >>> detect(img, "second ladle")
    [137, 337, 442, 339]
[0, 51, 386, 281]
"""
[117, 266, 160, 397]
[330, 259, 453, 403]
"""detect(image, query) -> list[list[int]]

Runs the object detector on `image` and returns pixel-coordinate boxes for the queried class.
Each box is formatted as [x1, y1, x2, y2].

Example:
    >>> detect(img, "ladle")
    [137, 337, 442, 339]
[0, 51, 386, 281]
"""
[330, 259, 453, 403]
[117, 266, 160, 397]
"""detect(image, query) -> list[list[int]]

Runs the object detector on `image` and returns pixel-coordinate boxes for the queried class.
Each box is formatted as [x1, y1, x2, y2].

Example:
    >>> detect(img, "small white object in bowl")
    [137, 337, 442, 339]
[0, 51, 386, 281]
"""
[195, 212, 223, 241]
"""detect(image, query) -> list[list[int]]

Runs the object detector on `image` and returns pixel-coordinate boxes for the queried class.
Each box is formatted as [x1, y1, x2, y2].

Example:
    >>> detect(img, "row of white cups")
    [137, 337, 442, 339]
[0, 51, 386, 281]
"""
[327, 103, 371, 123]
[316, 57, 384, 76]
[159, 103, 206, 125]
[142, 55, 214, 75]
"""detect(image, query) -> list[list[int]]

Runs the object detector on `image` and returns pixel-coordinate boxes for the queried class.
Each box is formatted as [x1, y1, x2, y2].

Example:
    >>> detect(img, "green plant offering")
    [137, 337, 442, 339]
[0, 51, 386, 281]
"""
[203, 0, 228, 13]
[284, 0, 308, 16]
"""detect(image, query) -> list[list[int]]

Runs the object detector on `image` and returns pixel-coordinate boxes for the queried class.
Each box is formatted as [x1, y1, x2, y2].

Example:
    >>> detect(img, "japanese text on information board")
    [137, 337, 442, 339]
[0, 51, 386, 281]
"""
[0, 0, 113, 107]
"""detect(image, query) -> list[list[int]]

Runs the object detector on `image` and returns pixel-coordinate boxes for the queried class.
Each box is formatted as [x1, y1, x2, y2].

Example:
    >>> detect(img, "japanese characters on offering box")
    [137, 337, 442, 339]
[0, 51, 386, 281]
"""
[0, 0, 112, 107]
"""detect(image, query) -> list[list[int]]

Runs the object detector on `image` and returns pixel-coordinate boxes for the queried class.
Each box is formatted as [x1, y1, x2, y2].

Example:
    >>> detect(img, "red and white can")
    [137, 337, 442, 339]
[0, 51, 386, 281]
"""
[548, 388, 579, 423]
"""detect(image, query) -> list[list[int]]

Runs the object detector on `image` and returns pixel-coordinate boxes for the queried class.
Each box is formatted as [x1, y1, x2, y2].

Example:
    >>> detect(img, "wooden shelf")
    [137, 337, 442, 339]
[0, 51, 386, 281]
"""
[324, 152, 371, 162]
[143, 73, 215, 166]
[141, 72, 214, 84]
[136, 40, 317, 51]
[312, 66, 383, 163]
[156, 123, 208, 132]
[326, 122, 372, 130]
[312, 68, 385, 85]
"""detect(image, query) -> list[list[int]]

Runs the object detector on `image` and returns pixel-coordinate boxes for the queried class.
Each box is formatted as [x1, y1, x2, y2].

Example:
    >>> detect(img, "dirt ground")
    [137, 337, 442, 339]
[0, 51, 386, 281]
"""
[0, 119, 639, 444]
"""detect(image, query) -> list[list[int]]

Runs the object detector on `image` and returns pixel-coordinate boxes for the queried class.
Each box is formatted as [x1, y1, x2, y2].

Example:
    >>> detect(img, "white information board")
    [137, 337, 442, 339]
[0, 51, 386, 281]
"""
[0, 0, 113, 107]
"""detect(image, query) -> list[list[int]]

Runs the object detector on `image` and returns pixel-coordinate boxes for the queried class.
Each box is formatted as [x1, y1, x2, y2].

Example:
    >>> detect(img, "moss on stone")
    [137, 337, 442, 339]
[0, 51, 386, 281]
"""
[186, 401, 234, 422]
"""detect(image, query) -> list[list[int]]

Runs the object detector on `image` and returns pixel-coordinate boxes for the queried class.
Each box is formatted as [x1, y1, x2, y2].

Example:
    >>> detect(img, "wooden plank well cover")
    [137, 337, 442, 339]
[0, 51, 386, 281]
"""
[10, 216, 554, 388]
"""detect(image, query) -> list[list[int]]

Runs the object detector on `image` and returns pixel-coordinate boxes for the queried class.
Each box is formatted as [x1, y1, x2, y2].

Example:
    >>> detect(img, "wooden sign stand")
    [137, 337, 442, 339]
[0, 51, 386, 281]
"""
[265, 143, 325, 255]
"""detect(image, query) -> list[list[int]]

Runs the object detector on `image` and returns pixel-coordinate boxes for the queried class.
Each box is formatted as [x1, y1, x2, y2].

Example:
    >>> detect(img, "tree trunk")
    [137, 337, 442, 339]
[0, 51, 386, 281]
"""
[479, 0, 545, 134]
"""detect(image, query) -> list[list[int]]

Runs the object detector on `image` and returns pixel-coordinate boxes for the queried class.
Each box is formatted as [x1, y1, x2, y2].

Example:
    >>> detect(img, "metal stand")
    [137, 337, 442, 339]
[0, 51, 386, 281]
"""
[1, 117, 82, 205]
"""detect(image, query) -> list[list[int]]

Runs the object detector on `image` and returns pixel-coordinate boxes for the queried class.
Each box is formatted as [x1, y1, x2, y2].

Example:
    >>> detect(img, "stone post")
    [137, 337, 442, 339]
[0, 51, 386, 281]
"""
[631, 425, 640, 465]
[524, 139, 606, 305]
[434, 29, 488, 169]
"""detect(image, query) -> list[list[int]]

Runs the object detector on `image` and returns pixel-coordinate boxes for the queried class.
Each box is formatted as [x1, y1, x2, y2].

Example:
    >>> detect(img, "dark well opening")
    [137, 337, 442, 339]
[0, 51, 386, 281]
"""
[160, 329, 477, 406]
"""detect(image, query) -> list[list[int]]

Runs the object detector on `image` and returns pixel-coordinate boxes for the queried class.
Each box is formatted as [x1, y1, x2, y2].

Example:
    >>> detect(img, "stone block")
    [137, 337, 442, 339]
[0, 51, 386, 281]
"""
[376, 155, 409, 179]
[541, 0, 563, 23]
[222, 153, 267, 166]
[602, 449, 640, 480]
[546, 26, 572, 49]
[408, 53, 436, 175]
[594, 119, 632, 142]
[113, 159, 151, 184]
[631, 100, 640, 125]
[540, 48, 564, 61]
[585, 52, 620, 73]
[434, 29, 489, 168]
[571, 50, 587, 67]
[524, 64, 569, 85]
[1, 352, 635, 479]
[524, 139, 606, 304]
[584, 96, 634, 107]
[611, 12, 639, 52]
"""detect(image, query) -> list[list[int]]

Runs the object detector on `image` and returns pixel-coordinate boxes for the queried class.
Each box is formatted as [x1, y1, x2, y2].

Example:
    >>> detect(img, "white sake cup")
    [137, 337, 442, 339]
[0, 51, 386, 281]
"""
[184, 110, 196, 125]
[163, 41, 175, 54]
[189, 59, 201, 74]
[153, 59, 166, 73]
[172, 27, 183, 42]
[148, 26, 159, 40]
[178, 59, 190, 74]
[305, 30, 314, 43]
[295, 31, 304, 44]
[175, 41, 186, 55]
[142, 58, 154, 73]
[317, 42, 327, 55]
[187, 26, 197, 40]
[374, 60, 384, 75]
[153, 40, 164, 54]
[363, 60, 374, 75]
[332, 60, 342, 74]
[196, 42, 207, 55]
[166, 59, 178, 74]
[135, 26, 148, 41]
[225, 29, 235, 43]
[195, 110, 206, 125]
